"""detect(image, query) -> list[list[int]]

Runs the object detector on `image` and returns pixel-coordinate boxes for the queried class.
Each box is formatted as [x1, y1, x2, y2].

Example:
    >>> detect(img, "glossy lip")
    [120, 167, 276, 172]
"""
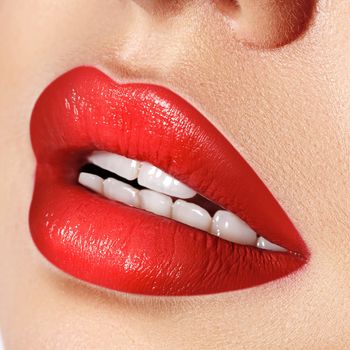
[29, 66, 309, 296]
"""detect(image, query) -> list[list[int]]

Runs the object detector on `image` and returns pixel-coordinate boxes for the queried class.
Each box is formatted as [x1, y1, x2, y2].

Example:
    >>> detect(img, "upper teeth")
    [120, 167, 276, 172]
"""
[88, 151, 139, 181]
[89, 151, 195, 199]
[172, 199, 212, 232]
[138, 162, 196, 199]
[79, 151, 287, 253]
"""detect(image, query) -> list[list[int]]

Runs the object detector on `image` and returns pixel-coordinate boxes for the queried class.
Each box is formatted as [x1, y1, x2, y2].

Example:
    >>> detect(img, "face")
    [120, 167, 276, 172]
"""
[0, 1, 349, 349]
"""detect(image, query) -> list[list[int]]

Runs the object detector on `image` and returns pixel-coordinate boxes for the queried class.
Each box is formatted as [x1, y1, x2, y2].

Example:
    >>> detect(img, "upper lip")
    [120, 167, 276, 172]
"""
[29, 66, 309, 296]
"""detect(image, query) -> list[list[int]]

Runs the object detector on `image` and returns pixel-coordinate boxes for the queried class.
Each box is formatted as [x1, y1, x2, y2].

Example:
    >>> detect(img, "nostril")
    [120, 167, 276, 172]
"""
[213, 0, 315, 48]
[131, 0, 186, 17]
[213, 0, 241, 19]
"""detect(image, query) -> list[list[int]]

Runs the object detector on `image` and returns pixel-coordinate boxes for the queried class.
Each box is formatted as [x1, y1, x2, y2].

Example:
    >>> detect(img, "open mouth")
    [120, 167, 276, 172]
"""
[29, 66, 309, 296]
[79, 151, 286, 252]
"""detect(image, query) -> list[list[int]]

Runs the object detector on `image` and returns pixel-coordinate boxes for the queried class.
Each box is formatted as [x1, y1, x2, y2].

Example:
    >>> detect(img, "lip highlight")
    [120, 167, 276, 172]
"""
[29, 66, 309, 296]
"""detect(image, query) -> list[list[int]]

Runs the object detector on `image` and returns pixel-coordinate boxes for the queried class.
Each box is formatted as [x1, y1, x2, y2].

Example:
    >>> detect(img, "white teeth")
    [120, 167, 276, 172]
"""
[78, 172, 103, 194]
[211, 210, 257, 246]
[103, 178, 140, 207]
[79, 151, 289, 253]
[256, 237, 287, 252]
[88, 152, 196, 199]
[89, 151, 140, 181]
[172, 199, 211, 232]
[138, 162, 196, 199]
[139, 190, 172, 218]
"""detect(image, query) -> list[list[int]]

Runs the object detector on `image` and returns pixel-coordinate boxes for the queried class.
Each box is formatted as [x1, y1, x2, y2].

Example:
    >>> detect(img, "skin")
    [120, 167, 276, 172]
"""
[0, 0, 349, 349]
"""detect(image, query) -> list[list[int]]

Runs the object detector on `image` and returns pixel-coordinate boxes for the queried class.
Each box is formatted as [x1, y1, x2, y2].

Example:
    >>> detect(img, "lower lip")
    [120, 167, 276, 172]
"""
[29, 67, 308, 296]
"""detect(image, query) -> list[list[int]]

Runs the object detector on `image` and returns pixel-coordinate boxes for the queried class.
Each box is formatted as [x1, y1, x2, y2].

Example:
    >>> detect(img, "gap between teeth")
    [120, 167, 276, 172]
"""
[78, 151, 287, 253]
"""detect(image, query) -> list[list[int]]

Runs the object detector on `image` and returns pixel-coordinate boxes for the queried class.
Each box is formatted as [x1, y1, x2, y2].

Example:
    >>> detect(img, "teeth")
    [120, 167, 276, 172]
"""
[256, 237, 287, 252]
[78, 172, 103, 194]
[89, 151, 140, 181]
[172, 199, 211, 232]
[103, 178, 140, 207]
[79, 152, 289, 253]
[139, 190, 172, 218]
[138, 162, 196, 199]
[211, 210, 257, 246]
[88, 152, 196, 199]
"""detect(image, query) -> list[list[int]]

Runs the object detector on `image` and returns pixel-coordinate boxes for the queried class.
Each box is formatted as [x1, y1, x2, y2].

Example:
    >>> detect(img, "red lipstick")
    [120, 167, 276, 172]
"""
[29, 67, 309, 296]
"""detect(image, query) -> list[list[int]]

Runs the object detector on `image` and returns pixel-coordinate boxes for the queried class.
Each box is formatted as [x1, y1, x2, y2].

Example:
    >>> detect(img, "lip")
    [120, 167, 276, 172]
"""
[29, 66, 309, 296]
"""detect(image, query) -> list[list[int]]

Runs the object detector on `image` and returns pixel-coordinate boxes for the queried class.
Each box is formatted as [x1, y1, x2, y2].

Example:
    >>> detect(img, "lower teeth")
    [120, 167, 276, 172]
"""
[78, 169, 287, 253]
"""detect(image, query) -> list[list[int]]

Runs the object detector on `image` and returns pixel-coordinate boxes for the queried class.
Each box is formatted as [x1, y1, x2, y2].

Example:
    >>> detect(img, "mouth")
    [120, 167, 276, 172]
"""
[30, 66, 309, 296]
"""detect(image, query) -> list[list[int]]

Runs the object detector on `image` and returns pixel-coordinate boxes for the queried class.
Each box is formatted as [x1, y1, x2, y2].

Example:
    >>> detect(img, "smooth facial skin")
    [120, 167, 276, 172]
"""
[0, 0, 349, 349]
